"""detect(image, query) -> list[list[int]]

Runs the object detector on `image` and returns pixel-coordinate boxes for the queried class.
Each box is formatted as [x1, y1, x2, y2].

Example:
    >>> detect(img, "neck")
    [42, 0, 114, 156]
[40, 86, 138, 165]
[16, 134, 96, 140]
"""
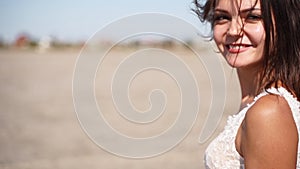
[237, 67, 261, 109]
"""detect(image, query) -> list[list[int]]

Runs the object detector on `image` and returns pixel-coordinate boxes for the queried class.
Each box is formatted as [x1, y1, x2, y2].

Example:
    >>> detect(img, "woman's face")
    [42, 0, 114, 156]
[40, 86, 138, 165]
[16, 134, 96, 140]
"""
[213, 0, 265, 68]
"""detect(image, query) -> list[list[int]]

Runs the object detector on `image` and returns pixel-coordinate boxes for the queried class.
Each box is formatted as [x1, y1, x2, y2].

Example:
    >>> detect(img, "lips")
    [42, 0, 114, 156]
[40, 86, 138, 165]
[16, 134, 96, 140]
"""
[226, 44, 253, 53]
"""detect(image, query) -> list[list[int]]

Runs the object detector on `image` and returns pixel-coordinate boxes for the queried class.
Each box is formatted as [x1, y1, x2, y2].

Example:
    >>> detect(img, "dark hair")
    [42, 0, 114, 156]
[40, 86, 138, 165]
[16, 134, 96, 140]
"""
[193, 0, 300, 100]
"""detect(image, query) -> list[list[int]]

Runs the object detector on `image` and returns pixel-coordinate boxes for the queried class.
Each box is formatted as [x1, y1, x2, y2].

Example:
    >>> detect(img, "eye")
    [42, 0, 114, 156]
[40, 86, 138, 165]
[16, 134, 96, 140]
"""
[245, 13, 262, 22]
[213, 14, 231, 24]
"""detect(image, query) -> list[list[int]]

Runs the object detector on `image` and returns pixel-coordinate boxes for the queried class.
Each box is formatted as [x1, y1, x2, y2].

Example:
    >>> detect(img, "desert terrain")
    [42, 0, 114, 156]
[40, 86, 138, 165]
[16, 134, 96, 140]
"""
[0, 46, 240, 169]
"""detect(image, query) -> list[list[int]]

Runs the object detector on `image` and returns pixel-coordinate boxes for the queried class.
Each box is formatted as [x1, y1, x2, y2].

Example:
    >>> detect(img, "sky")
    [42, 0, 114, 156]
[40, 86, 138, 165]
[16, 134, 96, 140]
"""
[0, 0, 207, 43]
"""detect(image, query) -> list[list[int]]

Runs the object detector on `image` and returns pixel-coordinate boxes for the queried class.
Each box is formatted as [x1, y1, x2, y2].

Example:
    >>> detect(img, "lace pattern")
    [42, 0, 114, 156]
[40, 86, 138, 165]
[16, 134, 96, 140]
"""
[204, 87, 300, 169]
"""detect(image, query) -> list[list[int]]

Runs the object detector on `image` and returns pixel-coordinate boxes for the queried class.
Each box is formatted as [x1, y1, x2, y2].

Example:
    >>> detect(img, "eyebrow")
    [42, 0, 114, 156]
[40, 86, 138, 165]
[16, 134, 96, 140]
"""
[240, 8, 261, 13]
[214, 8, 261, 14]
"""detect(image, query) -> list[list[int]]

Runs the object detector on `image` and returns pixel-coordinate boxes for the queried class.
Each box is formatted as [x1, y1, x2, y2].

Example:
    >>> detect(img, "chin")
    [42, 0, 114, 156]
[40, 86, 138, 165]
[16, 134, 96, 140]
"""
[224, 54, 261, 69]
[224, 56, 239, 68]
[227, 62, 240, 68]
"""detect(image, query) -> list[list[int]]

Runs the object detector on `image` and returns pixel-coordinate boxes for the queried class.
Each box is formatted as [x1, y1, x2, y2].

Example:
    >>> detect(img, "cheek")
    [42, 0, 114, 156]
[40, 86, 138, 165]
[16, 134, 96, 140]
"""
[213, 26, 222, 44]
[213, 26, 225, 46]
[244, 23, 265, 45]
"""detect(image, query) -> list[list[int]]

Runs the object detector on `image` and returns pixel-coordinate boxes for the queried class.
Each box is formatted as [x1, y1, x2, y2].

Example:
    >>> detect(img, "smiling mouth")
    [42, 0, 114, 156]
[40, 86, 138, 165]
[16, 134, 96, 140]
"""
[226, 44, 253, 53]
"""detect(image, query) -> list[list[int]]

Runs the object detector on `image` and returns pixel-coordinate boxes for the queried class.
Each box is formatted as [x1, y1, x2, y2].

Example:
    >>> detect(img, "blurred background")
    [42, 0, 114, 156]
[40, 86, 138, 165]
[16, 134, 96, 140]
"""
[0, 0, 208, 47]
[0, 1, 241, 169]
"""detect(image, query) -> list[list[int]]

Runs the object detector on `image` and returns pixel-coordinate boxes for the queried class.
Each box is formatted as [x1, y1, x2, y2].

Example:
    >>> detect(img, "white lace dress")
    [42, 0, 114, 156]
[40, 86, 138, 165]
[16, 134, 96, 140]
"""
[204, 87, 300, 169]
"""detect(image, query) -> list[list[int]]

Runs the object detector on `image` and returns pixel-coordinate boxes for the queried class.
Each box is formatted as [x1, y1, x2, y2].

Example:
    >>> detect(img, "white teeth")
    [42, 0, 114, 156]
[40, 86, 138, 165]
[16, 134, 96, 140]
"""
[229, 45, 245, 49]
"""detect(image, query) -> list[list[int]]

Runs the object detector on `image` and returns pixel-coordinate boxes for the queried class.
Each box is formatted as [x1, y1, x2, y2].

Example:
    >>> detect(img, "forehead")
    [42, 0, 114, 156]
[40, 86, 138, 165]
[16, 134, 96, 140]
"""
[215, 0, 261, 11]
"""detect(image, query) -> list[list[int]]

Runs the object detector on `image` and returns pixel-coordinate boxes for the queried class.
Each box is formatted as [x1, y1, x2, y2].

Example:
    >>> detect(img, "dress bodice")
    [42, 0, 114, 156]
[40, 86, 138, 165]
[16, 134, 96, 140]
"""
[204, 87, 300, 169]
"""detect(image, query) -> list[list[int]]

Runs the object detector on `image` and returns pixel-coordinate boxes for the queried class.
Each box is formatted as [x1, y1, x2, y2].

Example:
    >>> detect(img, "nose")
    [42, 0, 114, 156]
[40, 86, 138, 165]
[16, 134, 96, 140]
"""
[227, 18, 243, 36]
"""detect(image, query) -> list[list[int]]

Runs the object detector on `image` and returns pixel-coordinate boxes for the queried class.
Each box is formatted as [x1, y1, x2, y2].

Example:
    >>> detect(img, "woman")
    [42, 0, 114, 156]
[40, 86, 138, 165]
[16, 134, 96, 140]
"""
[193, 0, 300, 168]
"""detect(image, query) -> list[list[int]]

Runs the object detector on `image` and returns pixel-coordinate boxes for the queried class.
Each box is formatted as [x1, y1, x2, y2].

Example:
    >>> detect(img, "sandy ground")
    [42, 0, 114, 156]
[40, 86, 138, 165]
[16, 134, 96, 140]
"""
[0, 47, 240, 169]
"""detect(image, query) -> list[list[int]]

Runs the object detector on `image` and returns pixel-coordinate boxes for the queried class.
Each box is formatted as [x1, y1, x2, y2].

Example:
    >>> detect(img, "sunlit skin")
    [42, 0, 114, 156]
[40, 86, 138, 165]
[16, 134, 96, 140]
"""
[213, 0, 265, 69]
[213, 0, 298, 168]
[213, 0, 265, 108]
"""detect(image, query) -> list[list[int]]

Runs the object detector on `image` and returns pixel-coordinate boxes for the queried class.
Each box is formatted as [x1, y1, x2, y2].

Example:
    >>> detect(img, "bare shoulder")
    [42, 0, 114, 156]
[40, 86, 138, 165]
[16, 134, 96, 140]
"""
[246, 94, 293, 122]
[241, 94, 298, 168]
